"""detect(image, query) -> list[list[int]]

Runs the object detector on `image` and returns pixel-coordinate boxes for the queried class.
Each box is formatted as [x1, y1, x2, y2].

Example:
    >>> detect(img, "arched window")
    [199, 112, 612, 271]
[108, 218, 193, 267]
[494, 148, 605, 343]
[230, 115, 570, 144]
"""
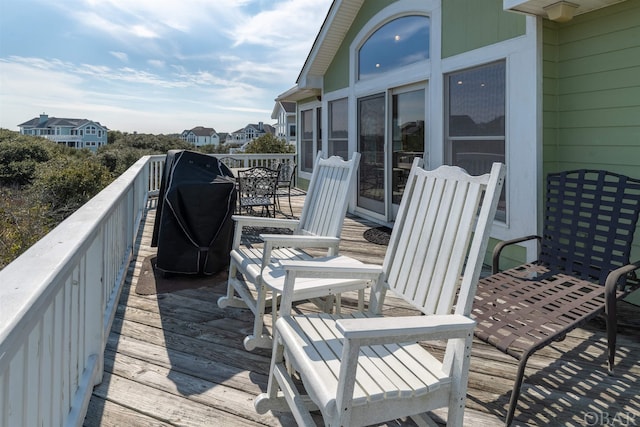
[358, 15, 429, 81]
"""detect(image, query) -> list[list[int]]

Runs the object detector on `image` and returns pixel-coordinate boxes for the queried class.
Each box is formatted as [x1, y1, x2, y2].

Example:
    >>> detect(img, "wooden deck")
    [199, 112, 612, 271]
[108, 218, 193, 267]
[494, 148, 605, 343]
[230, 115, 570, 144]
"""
[84, 192, 640, 427]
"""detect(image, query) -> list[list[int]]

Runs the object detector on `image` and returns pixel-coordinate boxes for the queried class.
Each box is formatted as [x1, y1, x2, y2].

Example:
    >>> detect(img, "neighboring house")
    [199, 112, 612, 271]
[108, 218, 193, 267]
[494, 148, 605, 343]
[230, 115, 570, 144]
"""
[277, 0, 640, 270]
[179, 126, 220, 147]
[226, 122, 276, 151]
[271, 101, 297, 147]
[18, 114, 108, 151]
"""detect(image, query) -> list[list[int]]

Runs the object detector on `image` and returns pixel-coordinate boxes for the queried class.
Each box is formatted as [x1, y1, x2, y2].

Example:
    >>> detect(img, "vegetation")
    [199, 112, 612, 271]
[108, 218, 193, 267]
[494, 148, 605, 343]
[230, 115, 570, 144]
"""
[243, 133, 295, 154]
[0, 128, 289, 270]
[0, 129, 200, 269]
[96, 131, 194, 175]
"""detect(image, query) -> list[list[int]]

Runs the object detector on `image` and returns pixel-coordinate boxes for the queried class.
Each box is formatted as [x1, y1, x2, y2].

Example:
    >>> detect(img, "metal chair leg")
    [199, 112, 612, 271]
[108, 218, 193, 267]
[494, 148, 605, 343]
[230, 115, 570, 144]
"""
[505, 352, 533, 426]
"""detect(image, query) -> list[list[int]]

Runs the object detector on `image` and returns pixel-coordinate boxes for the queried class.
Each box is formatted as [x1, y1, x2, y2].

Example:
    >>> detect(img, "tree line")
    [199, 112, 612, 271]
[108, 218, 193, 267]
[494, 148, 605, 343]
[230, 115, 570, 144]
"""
[0, 129, 293, 269]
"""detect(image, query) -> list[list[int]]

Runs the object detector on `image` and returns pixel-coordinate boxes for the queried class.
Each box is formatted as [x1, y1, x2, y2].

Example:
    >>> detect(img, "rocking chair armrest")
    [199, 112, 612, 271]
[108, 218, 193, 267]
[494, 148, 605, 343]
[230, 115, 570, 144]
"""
[336, 314, 476, 345]
[273, 259, 382, 313]
[232, 215, 300, 229]
[604, 260, 640, 296]
[279, 259, 383, 279]
[261, 234, 340, 250]
[492, 234, 541, 273]
[261, 236, 342, 266]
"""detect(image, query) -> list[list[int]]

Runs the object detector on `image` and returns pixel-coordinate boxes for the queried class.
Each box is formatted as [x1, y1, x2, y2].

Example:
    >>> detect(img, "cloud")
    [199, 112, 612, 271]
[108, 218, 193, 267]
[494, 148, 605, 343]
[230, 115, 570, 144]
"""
[147, 59, 165, 68]
[110, 51, 129, 62]
[0, 56, 274, 133]
[0, 0, 333, 133]
[229, 0, 328, 51]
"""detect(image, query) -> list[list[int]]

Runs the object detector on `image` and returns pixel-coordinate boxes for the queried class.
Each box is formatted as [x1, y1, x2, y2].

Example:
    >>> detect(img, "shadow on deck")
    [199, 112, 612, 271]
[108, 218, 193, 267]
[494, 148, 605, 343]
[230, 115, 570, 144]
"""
[84, 192, 640, 427]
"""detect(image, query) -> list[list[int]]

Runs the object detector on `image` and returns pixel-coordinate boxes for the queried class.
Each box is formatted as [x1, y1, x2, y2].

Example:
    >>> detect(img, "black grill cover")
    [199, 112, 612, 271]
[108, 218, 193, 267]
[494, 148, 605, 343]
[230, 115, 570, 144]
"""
[151, 150, 236, 275]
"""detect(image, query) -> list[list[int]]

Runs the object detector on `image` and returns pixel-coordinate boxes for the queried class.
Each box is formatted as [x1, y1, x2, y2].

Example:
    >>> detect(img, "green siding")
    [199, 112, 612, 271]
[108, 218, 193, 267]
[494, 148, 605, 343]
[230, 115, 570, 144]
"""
[297, 177, 311, 191]
[441, 0, 525, 58]
[542, 0, 640, 277]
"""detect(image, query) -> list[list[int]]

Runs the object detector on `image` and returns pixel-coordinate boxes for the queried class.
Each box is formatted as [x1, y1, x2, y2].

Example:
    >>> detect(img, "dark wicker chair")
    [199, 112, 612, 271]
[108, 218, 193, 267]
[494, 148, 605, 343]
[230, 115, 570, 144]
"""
[472, 169, 640, 426]
[237, 166, 279, 217]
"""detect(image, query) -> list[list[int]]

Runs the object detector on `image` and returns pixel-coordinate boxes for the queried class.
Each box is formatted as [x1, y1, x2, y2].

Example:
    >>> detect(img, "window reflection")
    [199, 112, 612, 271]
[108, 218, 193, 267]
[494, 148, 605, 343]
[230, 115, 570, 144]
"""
[358, 15, 430, 80]
[300, 109, 314, 172]
[446, 61, 506, 220]
[328, 98, 348, 159]
[392, 90, 424, 204]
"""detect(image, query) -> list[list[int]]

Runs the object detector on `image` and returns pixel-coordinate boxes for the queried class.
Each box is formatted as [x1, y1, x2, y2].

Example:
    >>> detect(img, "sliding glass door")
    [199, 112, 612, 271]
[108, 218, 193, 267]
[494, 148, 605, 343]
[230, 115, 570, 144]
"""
[357, 86, 425, 219]
[357, 94, 386, 215]
[391, 88, 424, 210]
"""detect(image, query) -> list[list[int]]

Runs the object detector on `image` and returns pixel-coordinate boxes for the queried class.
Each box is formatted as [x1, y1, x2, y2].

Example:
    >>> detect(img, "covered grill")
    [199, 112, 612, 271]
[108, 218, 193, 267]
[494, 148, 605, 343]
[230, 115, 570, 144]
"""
[151, 150, 236, 275]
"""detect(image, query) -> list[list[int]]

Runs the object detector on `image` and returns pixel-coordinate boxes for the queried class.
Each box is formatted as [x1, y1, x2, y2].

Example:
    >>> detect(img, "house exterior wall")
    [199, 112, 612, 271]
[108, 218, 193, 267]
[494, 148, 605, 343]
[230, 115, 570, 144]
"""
[273, 104, 296, 145]
[316, 0, 540, 262]
[180, 129, 220, 146]
[295, 0, 640, 275]
[543, 0, 640, 263]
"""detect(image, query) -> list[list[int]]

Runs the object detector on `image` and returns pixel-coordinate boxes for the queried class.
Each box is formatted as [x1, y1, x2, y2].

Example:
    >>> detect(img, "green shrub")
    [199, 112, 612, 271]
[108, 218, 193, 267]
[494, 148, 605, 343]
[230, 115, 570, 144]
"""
[0, 138, 53, 185]
[0, 187, 51, 269]
[33, 157, 113, 221]
[243, 134, 295, 154]
[198, 143, 230, 154]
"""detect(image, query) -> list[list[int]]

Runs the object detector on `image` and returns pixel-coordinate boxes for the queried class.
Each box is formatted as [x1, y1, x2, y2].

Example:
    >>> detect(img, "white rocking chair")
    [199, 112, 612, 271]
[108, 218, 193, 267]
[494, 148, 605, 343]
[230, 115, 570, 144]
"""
[255, 159, 505, 426]
[217, 152, 362, 350]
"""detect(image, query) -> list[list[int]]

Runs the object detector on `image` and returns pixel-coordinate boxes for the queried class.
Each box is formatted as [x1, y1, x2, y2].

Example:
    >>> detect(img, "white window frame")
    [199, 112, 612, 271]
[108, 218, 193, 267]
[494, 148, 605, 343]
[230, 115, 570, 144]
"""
[327, 97, 349, 159]
[444, 60, 507, 221]
[439, 17, 541, 256]
[298, 100, 322, 179]
[346, 0, 435, 222]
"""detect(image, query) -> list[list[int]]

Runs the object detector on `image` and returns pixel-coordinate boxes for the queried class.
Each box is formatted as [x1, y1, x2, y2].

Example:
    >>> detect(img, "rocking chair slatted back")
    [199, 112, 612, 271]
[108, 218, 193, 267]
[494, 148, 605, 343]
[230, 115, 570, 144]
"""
[297, 152, 361, 238]
[380, 160, 506, 316]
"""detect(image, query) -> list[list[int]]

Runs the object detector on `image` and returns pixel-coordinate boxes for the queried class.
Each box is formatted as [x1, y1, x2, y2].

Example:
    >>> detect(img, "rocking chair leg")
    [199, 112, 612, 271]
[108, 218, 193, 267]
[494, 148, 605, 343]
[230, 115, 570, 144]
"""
[244, 283, 272, 350]
[218, 262, 239, 308]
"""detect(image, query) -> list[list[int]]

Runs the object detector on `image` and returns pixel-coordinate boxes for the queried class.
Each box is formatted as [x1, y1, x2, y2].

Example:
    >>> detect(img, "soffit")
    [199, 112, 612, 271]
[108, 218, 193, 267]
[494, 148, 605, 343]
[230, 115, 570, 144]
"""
[275, 85, 320, 103]
[504, 0, 628, 18]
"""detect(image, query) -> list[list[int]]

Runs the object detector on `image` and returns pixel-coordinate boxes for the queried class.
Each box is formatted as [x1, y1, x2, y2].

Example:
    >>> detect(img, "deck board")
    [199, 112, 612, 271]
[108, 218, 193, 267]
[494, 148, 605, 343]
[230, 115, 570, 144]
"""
[85, 192, 640, 426]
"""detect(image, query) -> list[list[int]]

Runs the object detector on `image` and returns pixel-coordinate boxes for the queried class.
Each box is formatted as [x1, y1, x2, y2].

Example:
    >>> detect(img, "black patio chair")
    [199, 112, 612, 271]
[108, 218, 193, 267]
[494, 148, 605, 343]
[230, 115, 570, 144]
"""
[274, 162, 296, 217]
[472, 169, 640, 426]
[237, 166, 279, 217]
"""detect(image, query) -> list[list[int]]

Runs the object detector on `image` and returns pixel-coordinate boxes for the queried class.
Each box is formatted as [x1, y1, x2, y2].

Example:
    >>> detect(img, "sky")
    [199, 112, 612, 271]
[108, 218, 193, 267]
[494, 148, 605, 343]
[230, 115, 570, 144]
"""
[0, 0, 332, 134]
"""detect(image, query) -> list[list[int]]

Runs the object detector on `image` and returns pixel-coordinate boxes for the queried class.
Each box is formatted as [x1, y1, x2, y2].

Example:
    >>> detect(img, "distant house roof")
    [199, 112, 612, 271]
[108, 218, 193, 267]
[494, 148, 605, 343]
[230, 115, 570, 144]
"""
[19, 115, 107, 130]
[232, 123, 275, 134]
[189, 126, 217, 136]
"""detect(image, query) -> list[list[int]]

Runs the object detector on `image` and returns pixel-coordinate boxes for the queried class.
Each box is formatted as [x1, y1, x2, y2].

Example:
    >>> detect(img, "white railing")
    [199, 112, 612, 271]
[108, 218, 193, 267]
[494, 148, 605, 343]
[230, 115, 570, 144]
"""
[0, 155, 162, 427]
[216, 153, 296, 169]
[0, 151, 292, 427]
